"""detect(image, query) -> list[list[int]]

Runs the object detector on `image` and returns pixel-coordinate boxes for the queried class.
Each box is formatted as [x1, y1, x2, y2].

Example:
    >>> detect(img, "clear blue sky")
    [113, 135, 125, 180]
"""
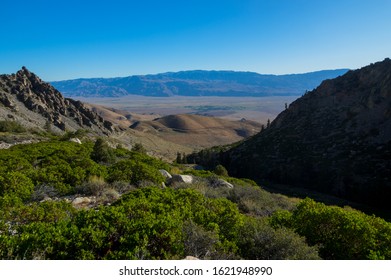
[1, 0, 390, 81]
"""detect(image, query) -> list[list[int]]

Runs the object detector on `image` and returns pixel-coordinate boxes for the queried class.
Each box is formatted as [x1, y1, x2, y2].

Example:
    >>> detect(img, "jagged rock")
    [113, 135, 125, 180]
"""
[0, 67, 115, 134]
[171, 174, 194, 184]
[0, 92, 17, 109]
[69, 138, 82, 144]
[159, 169, 172, 179]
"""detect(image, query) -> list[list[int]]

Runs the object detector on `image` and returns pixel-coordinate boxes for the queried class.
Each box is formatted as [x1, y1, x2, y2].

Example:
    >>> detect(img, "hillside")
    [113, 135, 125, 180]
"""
[50, 69, 348, 97]
[224, 58, 391, 209]
[0, 67, 114, 134]
[129, 114, 261, 149]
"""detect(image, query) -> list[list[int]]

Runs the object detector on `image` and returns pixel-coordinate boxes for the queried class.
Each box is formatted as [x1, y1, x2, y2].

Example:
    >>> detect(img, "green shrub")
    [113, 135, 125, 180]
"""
[238, 217, 320, 259]
[0, 171, 34, 201]
[0, 120, 26, 133]
[214, 164, 228, 176]
[108, 160, 164, 185]
[271, 198, 391, 259]
[131, 143, 147, 154]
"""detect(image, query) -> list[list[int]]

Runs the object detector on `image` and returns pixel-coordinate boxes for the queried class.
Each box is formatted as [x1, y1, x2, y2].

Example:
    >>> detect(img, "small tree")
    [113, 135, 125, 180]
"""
[214, 164, 228, 176]
[132, 143, 146, 154]
[91, 138, 115, 163]
[176, 152, 182, 164]
[44, 120, 52, 132]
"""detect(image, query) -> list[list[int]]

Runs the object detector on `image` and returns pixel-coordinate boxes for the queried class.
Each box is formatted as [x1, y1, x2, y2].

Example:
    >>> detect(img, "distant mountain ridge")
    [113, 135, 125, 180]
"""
[223, 58, 391, 209]
[50, 69, 349, 97]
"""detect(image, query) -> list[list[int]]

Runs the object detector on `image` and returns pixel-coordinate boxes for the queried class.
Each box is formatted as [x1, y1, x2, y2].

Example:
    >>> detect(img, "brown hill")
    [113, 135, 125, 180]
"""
[130, 114, 261, 149]
[85, 103, 161, 129]
[0, 67, 114, 134]
[225, 58, 391, 209]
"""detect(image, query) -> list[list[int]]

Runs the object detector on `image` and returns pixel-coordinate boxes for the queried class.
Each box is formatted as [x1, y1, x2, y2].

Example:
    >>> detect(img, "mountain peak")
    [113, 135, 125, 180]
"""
[0, 68, 115, 134]
[17, 66, 34, 78]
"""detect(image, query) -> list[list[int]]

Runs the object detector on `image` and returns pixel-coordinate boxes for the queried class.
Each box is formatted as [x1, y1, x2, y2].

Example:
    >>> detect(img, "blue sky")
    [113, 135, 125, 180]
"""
[1, 0, 390, 81]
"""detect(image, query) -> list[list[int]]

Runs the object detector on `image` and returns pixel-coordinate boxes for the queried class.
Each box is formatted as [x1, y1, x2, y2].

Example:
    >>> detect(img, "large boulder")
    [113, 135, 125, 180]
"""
[208, 177, 234, 188]
[170, 174, 194, 184]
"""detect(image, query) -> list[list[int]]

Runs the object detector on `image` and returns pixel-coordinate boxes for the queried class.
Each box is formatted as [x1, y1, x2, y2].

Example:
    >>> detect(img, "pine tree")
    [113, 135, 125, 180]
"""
[91, 138, 114, 163]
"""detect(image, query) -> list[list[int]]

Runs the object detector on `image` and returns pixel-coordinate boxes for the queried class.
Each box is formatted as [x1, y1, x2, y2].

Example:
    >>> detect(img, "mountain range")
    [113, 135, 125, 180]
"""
[50, 69, 349, 97]
[223, 58, 391, 209]
[0, 68, 261, 158]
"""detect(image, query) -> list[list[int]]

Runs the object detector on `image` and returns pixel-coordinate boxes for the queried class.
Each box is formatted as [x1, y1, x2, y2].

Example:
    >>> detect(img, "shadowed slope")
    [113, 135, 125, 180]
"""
[225, 58, 391, 209]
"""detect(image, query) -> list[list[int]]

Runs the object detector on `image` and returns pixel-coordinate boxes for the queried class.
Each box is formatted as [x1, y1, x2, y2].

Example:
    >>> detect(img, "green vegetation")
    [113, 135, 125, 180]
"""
[271, 198, 391, 259]
[214, 164, 229, 176]
[0, 139, 390, 260]
[0, 120, 26, 133]
[91, 138, 115, 163]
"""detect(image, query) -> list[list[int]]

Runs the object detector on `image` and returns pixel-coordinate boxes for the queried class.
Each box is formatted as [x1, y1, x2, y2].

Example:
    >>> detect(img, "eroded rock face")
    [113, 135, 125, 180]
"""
[0, 67, 115, 134]
[227, 58, 391, 209]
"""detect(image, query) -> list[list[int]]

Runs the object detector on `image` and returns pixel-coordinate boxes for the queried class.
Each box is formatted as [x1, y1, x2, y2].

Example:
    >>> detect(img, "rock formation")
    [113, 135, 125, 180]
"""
[0, 67, 115, 134]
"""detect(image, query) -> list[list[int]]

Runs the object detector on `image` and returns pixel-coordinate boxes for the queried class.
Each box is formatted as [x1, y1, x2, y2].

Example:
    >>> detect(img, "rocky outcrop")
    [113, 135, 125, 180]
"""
[0, 67, 115, 134]
[226, 58, 391, 209]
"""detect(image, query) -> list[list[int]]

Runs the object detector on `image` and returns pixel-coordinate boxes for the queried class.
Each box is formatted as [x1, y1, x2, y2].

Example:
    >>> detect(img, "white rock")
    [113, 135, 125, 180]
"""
[171, 174, 194, 184]
[72, 197, 92, 208]
[69, 138, 82, 144]
[159, 169, 172, 179]
[217, 179, 234, 189]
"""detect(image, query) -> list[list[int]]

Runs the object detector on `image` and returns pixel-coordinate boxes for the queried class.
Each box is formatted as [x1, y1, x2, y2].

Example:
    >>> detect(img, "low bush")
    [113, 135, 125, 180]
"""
[271, 198, 391, 259]
[0, 120, 26, 133]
